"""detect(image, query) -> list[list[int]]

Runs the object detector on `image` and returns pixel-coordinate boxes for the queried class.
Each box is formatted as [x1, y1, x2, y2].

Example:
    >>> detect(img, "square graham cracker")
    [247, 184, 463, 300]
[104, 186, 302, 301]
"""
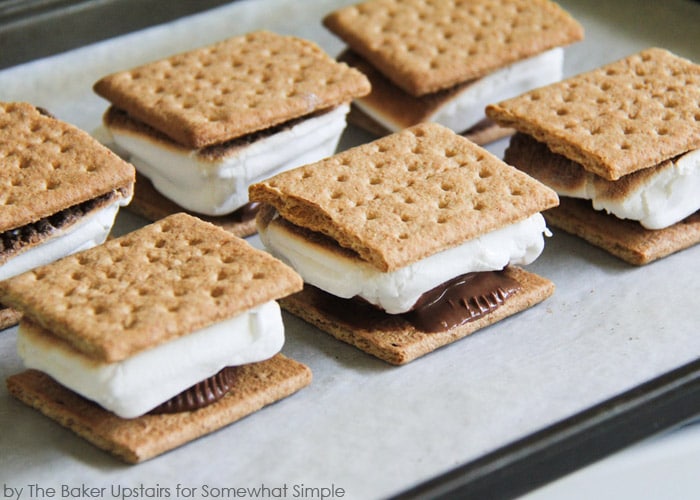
[250, 123, 559, 273]
[323, 0, 583, 96]
[0, 101, 134, 233]
[542, 198, 700, 265]
[280, 266, 554, 365]
[93, 31, 370, 149]
[0, 213, 303, 363]
[486, 48, 700, 181]
[6, 354, 312, 463]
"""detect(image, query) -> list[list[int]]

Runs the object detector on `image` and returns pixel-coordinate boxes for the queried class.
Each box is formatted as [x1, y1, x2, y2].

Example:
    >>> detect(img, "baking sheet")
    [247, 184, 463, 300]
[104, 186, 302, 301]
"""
[1, 0, 699, 498]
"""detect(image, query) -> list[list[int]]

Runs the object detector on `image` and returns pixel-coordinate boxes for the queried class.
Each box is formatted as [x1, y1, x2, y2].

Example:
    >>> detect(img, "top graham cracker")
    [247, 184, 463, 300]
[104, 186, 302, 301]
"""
[0, 213, 303, 362]
[249, 123, 558, 272]
[93, 31, 370, 149]
[323, 0, 583, 96]
[486, 48, 700, 180]
[0, 102, 135, 233]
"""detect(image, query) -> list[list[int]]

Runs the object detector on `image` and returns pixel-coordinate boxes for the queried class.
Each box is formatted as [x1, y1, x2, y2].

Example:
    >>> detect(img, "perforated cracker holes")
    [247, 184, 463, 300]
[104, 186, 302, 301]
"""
[93, 31, 370, 148]
[251, 123, 558, 271]
[323, 0, 584, 95]
[487, 48, 700, 180]
[1, 213, 301, 362]
[0, 102, 134, 232]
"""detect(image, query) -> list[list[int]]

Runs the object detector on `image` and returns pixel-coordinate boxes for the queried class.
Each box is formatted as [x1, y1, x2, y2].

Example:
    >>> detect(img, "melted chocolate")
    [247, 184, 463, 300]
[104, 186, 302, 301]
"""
[149, 366, 237, 414]
[310, 270, 521, 334]
[406, 271, 522, 332]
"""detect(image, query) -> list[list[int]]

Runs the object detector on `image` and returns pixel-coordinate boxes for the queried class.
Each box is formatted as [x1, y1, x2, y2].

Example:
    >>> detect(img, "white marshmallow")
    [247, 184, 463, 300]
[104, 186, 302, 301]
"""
[355, 48, 563, 134]
[560, 149, 700, 229]
[0, 196, 130, 281]
[259, 213, 550, 314]
[106, 105, 350, 216]
[17, 300, 285, 419]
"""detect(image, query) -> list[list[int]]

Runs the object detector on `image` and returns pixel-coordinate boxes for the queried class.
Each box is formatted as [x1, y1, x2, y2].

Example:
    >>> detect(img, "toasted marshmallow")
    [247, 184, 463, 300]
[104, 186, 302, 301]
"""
[560, 149, 700, 229]
[17, 300, 284, 418]
[0, 196, 130, 281]
[259, 212, 549, 314]
[105, 105, 350, 216]
[355, 48, 563, 134]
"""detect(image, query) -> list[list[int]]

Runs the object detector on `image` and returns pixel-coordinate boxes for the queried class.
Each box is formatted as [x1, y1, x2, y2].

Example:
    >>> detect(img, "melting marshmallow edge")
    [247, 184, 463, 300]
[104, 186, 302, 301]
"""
[259, 212, 550, 314]
[17, 300, 285, 418]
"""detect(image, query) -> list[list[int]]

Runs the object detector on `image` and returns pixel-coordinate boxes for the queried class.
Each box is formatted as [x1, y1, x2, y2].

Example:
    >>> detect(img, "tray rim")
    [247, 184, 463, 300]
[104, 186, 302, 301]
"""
[395, 357, 700, 498]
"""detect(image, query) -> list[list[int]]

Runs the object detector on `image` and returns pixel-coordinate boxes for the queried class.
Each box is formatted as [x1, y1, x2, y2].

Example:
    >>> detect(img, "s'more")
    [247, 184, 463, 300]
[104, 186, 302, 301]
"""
[1, 213, 311, 463]
[249, 123, 558, 365]
[322, 0, 583, 144]
[93, 30, 370, 236]
[486, 48, 700, 264]
[0, 102, 134, 329]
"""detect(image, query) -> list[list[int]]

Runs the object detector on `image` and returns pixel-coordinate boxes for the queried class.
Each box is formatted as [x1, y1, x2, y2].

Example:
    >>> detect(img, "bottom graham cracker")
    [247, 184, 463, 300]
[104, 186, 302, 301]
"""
[544, 198, 700, 265]
[6, 354, 311, 463]
[280, 266, 554, 365]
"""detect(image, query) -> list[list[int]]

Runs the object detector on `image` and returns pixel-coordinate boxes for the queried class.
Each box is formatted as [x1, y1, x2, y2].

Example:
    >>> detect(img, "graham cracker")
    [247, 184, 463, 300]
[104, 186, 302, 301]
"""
[93, 31, 370, 148]
[249, 123, 558, 272]
[542, 198, 700, 265]
[129, 172, 258, 238]
[6, 354, 312, 463]
[280, 266, 554, 365]
[0, 213, 303, 362]
[323, 0, 583, 96]
[0, 101, 135, 233]
[340, 50, 513, 143]
[486, 48, 700, 180]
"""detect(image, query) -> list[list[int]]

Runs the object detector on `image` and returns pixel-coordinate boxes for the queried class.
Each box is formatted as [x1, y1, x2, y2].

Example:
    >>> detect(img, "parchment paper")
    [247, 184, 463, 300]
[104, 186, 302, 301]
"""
[1, 1, 698, 499]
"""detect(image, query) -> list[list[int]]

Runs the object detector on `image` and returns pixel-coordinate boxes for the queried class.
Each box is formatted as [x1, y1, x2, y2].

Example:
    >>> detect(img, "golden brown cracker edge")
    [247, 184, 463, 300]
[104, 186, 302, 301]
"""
[280, 266, 554, 365]
[543, 199, 700, 265]
[6, 354, 312, 463]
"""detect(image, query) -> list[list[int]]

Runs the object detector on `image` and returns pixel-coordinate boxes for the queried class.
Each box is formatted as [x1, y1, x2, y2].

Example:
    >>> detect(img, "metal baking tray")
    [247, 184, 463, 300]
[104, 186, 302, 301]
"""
[0, 0, 234, 69]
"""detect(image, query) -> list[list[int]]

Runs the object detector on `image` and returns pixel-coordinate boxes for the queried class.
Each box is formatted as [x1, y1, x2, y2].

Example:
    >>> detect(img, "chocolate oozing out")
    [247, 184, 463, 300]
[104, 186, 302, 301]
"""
[405, 271, 522, 332]
[149, 366, 237, 414]
[310, 270, 521, 333]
